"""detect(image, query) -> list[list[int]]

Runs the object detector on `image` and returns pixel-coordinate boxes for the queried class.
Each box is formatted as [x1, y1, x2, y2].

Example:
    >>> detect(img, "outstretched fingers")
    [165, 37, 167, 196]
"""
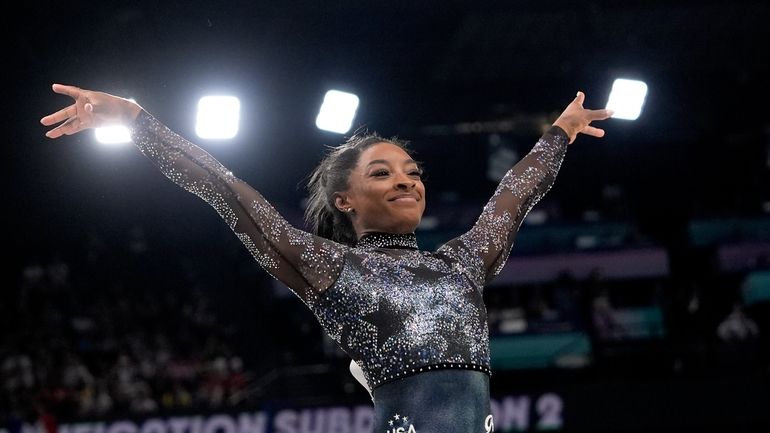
[589, 108, 614, 121]
[45, 116, 84, 138]
[40, 105, 77, 126]
[581, 125, 605, 138]
[41, 83, 92, 138]
[41, 104, 85, 138]
[578, 108, 612, 139]
[51, 83, 81, 99]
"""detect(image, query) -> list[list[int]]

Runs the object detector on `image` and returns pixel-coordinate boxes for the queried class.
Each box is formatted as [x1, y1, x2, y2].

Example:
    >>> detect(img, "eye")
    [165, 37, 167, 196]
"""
[409, 169, 423, 178]
[371, 169, 389, 177]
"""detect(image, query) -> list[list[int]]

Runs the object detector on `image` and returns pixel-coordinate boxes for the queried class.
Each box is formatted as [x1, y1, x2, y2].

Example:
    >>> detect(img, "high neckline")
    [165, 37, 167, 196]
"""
[355, 232, 419, 250]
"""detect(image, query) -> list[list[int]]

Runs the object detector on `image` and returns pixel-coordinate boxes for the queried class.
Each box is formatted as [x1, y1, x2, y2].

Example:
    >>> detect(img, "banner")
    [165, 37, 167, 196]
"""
[1, 393, 564, 433]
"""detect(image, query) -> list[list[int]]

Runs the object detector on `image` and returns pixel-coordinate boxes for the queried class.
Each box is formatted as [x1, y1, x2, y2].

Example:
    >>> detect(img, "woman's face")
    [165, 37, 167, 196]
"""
[336, 142, 426, 237]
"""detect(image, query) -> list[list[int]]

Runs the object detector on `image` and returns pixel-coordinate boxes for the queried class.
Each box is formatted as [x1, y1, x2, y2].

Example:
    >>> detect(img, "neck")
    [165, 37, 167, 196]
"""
[355, 232, 419, 250]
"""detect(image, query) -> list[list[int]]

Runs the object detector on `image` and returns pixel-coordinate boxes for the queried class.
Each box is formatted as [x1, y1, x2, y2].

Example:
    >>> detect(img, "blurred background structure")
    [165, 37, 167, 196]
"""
[7, 1, 770, 432]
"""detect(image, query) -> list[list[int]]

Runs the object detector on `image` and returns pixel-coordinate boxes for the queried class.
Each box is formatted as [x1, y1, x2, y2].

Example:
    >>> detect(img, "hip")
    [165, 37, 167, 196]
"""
[372, 369, 494, 433]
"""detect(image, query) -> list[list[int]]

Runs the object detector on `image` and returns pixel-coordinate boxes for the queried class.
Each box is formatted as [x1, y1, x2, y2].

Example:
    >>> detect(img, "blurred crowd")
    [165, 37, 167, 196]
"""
[2, 230, 253, 427]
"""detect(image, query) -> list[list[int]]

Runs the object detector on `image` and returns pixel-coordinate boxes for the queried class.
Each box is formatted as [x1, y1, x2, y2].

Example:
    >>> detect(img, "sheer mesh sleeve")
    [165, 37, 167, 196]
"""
[129, 111, 347, 306]
[438, 126, 569, 286]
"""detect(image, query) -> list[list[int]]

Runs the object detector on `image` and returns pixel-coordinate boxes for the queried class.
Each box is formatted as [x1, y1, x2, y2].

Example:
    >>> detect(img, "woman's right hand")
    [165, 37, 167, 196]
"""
[40, 83, 143, 139]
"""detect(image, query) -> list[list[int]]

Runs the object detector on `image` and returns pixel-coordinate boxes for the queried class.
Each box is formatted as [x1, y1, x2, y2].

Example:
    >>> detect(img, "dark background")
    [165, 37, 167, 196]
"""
[12, 0, 770, 239]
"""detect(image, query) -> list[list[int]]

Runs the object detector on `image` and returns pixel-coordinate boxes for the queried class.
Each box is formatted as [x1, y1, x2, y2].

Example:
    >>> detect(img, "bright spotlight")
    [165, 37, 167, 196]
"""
[95, 125, 132, 145]
[316, 90, 359, 134]
[606, 78, 648, 120]
[94, 98, 136, 145]
[195, 96, 240, 139]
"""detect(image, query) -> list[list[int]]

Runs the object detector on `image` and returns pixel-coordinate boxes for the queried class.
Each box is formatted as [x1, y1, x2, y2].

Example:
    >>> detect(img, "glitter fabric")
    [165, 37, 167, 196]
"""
[355, 232, 419, 250]
[130, 111, 569, 390]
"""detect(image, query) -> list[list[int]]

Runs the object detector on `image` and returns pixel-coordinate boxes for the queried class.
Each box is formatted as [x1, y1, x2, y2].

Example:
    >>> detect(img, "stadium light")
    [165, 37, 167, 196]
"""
[195, 96, 241, 139]
[94, 98, 137, 145]
[606, 78, 648, 120]
[316, 90, 359, 134]
[95, 126, 132, 145]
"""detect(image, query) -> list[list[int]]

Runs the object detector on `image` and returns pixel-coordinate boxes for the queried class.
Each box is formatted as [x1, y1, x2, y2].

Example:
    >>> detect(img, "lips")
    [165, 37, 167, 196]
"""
[388, 193, 420, 202]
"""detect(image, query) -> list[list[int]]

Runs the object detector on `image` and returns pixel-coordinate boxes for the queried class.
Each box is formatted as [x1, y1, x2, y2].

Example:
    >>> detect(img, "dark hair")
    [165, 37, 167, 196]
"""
[304, 131, 413, 246]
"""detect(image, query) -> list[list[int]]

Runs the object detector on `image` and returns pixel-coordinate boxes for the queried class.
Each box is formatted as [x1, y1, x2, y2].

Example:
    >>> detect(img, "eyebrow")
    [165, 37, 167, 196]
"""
[366, 158, 419, 167]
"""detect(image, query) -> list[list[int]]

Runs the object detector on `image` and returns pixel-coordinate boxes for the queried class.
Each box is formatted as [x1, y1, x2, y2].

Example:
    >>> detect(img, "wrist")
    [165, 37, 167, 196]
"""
[549, 125, 569, 139]
[551, 120, 576, 144]
[123, 99, 143, 122]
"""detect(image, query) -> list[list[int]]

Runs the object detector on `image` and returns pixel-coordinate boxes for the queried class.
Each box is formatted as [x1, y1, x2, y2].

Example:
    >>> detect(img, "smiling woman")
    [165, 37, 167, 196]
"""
[41, 83, 611, 432]
[304, 133, 425, 246]
[306, 137, 426, 244]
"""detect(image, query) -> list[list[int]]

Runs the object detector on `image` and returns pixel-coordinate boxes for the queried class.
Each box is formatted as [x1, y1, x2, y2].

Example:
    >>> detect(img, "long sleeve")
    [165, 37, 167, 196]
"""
[438, 126, 569, 286]
[128, 111, 348, 306]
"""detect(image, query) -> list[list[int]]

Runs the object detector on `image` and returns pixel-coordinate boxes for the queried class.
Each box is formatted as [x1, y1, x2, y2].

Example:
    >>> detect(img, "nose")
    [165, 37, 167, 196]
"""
[394, 172, 416, 190]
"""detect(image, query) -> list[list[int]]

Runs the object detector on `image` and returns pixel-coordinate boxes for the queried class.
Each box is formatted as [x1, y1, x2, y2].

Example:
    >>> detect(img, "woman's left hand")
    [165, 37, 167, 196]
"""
[553, 91, 613, 144]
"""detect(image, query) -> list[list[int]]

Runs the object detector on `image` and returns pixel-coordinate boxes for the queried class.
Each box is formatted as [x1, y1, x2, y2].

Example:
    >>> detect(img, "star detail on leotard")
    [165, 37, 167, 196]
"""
[361, 295, 405, 350]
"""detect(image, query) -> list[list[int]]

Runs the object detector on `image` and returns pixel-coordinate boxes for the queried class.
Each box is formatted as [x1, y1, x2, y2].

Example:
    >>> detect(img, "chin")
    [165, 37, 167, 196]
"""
[376, 208, 424, 233]
[394, 216, 422, 233]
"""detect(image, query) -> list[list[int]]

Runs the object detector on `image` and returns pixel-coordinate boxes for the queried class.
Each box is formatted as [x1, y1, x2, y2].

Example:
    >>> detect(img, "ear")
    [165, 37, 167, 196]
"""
[334, 193, 351, 212]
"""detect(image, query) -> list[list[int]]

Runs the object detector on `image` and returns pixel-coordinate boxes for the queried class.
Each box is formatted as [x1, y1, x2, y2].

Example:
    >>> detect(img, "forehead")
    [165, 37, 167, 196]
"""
[358, 142, 412, 164]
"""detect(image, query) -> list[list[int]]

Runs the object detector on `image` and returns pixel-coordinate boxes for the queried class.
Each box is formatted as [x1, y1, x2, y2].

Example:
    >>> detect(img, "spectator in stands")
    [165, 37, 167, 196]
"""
[717, 302, 760, 342]
[591, 288, 622, 340]
[551, 271, 585, 330]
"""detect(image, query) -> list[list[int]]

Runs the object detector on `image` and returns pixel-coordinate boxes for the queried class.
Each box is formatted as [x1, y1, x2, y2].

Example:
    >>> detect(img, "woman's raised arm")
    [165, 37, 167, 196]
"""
[41, 84, 348, 306]
[438, 91, 612, 286]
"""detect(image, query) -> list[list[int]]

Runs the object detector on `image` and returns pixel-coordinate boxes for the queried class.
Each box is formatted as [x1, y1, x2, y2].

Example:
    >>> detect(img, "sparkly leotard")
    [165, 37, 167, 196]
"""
[129, 111, 569, 432]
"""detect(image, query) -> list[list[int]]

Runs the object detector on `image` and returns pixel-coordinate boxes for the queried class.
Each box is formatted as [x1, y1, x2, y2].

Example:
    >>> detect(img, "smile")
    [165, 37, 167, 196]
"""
[389, 195, 419, 202]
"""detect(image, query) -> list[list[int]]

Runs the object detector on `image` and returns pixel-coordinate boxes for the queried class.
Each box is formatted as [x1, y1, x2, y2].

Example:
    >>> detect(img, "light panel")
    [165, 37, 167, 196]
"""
[195, 96, 241, 139]
[316, 90, 359, 134]
[95, 126, 132, 145]
[606, 79, 648, 120]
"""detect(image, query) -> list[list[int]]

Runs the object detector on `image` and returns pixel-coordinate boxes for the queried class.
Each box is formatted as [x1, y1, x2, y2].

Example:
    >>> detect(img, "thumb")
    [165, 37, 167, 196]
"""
[574, 91, 585, 106]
